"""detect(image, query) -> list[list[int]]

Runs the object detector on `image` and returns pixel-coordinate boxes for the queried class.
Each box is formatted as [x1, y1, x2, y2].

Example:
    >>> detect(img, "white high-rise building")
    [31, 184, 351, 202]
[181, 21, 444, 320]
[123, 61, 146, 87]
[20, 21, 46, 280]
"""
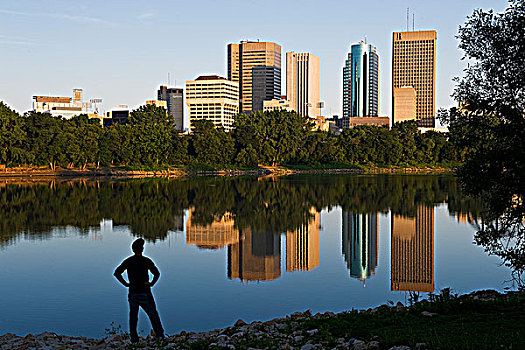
[185, 75, 239, 132]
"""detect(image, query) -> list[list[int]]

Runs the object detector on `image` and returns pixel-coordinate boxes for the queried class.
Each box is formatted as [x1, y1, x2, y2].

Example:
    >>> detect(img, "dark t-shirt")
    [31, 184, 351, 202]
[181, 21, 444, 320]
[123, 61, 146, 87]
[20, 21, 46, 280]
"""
[114, 255, 160, 294]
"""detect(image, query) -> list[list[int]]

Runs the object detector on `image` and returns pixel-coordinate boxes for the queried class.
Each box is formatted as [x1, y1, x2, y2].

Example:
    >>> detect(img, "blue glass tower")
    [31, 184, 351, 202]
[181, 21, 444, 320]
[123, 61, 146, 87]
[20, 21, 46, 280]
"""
[342, 41, 379, 118]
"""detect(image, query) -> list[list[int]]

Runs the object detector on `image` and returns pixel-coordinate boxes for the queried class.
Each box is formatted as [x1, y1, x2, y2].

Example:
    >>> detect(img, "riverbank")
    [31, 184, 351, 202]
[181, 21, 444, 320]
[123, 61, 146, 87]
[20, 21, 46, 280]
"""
[1, 289, 523, 350]
[0, 165, 452, 179]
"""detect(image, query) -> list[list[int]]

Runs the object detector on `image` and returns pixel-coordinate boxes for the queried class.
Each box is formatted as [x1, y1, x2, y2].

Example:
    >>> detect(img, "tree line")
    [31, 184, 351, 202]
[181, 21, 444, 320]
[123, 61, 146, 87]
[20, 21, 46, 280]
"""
[0, 103, 460, 169]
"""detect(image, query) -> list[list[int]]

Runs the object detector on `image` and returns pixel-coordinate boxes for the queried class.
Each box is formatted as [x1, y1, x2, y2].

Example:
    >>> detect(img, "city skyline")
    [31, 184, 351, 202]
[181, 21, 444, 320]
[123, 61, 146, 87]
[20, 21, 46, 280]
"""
[0, 0, 508, 123]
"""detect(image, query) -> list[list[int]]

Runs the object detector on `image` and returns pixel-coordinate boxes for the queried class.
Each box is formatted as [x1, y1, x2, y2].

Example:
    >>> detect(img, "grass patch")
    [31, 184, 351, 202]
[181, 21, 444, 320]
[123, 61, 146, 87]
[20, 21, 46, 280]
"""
[298, 292, 525, 349]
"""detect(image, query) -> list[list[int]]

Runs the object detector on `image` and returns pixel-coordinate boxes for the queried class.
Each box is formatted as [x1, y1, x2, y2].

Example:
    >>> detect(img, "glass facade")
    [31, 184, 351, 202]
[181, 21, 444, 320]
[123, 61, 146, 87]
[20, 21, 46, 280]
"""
[342, 42, 379, 118]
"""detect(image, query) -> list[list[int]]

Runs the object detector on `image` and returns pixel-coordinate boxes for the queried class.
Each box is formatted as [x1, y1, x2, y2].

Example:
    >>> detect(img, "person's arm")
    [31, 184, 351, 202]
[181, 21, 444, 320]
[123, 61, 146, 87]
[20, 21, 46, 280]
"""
[114, 262, 129, 288]
[146, 261, 160, 287]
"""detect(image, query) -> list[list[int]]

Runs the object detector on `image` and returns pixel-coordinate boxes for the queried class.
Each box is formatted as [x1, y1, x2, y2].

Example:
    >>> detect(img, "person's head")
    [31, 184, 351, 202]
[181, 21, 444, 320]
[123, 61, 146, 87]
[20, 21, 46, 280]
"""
[131, 238, 145, 254]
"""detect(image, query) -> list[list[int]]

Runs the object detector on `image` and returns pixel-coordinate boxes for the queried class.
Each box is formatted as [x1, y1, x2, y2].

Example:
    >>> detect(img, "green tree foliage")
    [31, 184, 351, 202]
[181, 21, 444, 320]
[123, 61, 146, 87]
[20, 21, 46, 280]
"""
[233, 110, 313, 166]
[0, 102, 30, 166]
[441, 0, 525, 200]
[190, 120, 234, 168]
[1, 103, 460, 170]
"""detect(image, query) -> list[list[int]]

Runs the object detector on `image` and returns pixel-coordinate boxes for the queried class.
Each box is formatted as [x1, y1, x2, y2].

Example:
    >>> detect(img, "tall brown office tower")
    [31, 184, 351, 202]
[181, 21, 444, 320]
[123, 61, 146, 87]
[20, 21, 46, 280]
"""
[227, 41, 281, 113]
[391, 206, 434, 293]
[392, 31, 437, 127]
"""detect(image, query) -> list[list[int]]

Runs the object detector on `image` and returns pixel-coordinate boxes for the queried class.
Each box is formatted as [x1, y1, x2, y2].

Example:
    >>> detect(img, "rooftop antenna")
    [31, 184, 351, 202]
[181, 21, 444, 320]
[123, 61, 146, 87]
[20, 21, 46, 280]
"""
[168, 72, 170, 86]
[406, 8, 409, 32]
[413, 13, 415, 31]
[365, 35, 367, 44]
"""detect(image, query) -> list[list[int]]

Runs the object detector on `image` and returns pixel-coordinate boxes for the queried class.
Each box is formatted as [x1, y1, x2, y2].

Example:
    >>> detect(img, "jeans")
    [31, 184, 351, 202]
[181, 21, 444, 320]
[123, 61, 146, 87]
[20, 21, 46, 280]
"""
[128, 290, 164, 342]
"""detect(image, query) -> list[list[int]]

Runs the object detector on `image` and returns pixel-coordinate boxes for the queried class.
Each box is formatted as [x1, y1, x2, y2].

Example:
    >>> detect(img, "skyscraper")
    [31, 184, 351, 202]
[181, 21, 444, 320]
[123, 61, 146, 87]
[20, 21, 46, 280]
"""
[342, 212, 378, 282]
[391, 206, 435, 293]
[392, 30, 437, 127]
[227, 41, 281, 113]
[158, 85, 184, 131]
[286, 52, 320, 117]
[342, 41, 379, 118]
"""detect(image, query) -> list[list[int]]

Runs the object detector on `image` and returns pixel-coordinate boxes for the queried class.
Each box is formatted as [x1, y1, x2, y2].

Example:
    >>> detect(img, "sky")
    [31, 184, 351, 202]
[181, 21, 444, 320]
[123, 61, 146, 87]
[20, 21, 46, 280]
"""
[0, 0, 510, 120]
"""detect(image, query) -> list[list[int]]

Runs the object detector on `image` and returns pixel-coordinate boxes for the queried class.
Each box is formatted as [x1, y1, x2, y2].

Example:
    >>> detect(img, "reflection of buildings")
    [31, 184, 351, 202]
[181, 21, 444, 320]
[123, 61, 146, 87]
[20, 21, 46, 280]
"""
[286, 210, 320, 272]
[186, 209, 239, 249]
[228, 229, 281, 282]
[173, 209, 185, 232]
[186, 207, 321, 281]
[391, 206, 434, 293]
[342, 212, 378, 282]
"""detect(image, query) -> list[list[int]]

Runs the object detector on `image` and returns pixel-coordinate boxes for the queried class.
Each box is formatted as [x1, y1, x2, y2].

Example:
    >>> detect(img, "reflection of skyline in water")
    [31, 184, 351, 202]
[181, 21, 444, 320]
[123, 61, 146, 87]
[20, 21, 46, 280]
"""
[391, 206, 435, 293]
[342, 212, 378, 284]
[186, 209, 239, 249]
[228, 229, 282, 282]
[0, 177, 483, 287]
[186, 207, 321, 282]
[286, 209, 320, 272]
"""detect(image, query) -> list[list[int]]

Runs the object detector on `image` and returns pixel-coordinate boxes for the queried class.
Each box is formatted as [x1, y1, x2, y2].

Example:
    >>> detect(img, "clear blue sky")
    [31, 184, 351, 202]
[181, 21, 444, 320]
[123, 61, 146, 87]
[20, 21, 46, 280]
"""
[0, 0, 509, 118]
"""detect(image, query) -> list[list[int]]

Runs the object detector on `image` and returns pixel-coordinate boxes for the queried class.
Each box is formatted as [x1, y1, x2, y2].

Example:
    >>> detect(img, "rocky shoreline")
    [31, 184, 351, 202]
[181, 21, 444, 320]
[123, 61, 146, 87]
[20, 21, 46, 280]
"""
[0, 314, 424, 350]
[2, 289, 522, 350]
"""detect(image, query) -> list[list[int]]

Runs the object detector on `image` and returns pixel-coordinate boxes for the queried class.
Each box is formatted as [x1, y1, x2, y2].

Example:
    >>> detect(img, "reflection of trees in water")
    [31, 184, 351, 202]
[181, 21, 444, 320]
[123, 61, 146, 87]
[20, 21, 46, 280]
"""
[473, 195, 525, 289]
[0, 175, 480, 247]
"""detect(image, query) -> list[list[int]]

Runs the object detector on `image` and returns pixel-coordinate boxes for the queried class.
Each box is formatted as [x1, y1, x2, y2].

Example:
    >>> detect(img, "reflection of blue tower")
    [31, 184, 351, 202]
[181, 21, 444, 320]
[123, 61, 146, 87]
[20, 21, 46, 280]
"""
[342, 212, 378, 283]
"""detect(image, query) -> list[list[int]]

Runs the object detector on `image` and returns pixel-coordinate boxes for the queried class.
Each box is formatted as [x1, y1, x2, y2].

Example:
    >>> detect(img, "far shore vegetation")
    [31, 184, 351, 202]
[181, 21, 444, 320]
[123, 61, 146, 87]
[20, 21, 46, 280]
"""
[0, 103, 461, 172]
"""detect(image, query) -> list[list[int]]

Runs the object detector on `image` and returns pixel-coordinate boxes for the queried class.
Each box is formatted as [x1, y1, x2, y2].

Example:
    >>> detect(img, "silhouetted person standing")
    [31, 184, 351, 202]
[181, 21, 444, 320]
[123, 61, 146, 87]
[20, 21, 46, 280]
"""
[114, 238, 165, 343]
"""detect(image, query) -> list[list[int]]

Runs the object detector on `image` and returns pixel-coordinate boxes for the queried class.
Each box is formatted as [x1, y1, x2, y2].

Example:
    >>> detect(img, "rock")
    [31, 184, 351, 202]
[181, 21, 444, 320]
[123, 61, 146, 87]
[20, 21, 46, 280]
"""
[275, 323, 287, 330]
[307, 329, 319, 336]
[368, 340, 380, 349]
[106, 334, 123, 342]
[301, 344, 316, 350]
[415, 343, 427, 350]
[348, 339, 368, 350]
[294, 335, 304, 343]
[388, 346, 411, 350]
[421, 311, 437, 317]
[231, 331, 244, 338]
[303, 310, 312, 317]
[351, 339, 367, 350]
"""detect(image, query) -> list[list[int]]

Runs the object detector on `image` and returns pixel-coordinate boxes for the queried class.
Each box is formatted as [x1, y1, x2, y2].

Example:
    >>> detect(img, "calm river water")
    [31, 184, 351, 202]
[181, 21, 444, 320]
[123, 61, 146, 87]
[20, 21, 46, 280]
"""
[0, 175, 512, 338]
